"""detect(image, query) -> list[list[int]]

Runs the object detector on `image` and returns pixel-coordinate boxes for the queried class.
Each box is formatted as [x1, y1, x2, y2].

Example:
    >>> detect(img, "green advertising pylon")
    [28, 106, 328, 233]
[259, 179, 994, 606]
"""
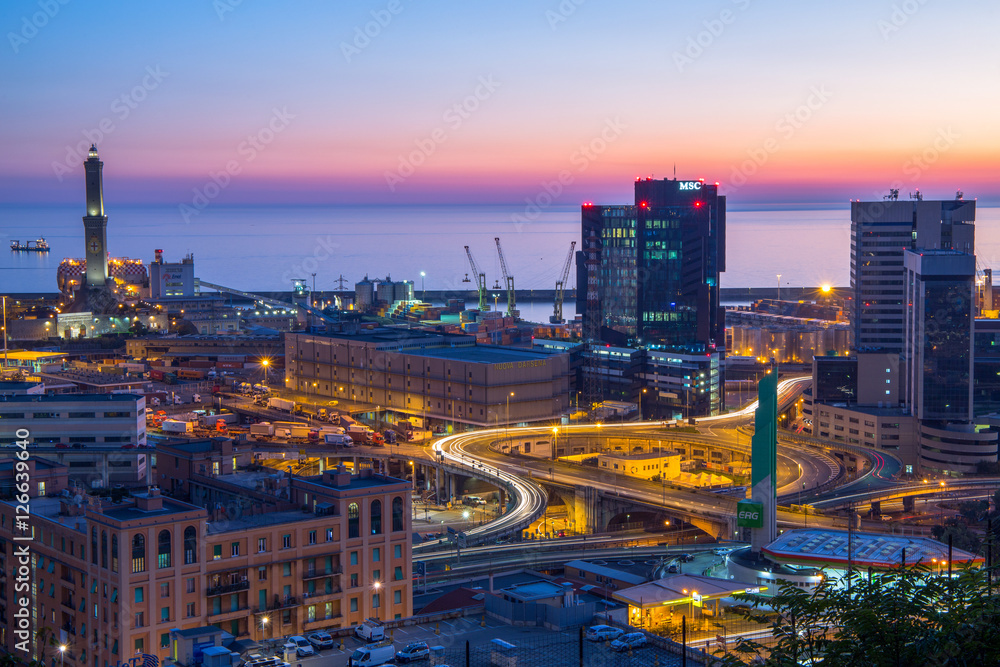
[748, 370, 778, 553]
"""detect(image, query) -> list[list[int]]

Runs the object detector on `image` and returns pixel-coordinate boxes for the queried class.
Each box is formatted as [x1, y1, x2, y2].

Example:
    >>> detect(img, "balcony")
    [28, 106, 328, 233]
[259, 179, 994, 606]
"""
[256, 595, 300, 612]
[302, 614, 343, 632]
[302, 587, 342, 601]
[206, 579, 250, 596]
[207, 605, 250, 621]
[302, 565, 342, 580]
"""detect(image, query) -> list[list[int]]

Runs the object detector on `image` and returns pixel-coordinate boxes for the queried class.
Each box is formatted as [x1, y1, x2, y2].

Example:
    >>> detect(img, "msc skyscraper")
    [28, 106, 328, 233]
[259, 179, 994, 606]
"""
[580, 177, 726, 417]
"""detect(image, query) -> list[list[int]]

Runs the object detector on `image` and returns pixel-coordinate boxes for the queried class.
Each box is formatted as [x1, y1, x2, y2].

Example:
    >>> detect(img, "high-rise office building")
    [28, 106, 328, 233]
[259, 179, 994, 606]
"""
[580, 177, 726, 417]
[582, 178, 725, 349]
[902, 249, 998, 473]
[850, 196, 975, 353]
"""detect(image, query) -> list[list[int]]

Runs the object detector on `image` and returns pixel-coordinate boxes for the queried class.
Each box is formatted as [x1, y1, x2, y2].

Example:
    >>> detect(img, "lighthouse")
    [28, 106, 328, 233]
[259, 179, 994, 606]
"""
[82, 145, 109, 287]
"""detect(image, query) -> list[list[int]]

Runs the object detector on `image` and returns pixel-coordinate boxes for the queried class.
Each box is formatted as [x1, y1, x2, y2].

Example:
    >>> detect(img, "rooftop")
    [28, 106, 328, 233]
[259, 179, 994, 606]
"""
[499, 580, 570, 601]
[613, 574, 766, 609]
[598, 451, 680, 461]
[0, 392, 143, 404]
[206, 509, 309, 535]
[417, 345, 553, 364]
[564, 560, 648, 586]
[764, 528, 983, 569]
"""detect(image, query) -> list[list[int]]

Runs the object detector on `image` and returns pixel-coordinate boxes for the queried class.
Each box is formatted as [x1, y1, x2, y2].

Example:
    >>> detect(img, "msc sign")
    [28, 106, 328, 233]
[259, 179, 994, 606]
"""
[736, 501, 764, 528]
[678, 181, 702, 190]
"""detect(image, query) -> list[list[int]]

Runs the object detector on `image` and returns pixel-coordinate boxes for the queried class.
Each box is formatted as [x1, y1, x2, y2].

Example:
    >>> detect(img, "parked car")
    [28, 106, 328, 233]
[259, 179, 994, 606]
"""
[288, 636, 315, 657]
[306, 631, 334, 650]
[678, 553, 695, 562]
[585, 625, 623, 642]
[610, 632, 647, 652]
[395, 641, 430, 663]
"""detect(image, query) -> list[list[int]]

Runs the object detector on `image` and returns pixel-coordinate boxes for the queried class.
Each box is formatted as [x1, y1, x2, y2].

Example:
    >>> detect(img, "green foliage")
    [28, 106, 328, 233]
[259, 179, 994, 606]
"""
[718, 566, 1000, 666]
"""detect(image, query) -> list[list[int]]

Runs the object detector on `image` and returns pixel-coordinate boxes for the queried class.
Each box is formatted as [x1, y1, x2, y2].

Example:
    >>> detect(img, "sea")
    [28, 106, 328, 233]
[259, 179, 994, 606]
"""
[4, 204, 1000, 319]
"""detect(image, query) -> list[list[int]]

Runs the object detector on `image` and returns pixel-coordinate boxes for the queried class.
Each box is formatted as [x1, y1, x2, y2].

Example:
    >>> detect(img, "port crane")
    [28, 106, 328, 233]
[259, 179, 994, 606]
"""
[494, 237, 517, 319]
[550, 241, 576, 324]
[463, 246, 489, 312]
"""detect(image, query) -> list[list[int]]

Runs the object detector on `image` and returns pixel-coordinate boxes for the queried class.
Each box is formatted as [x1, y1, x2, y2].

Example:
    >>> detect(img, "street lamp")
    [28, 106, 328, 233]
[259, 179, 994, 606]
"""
[506, 392, 514, 447]
[640, 388, 647, 420]
[58, 645, 66, 667]
[373, 581, 382, 620]
[260, 615, 269, 639]
[261, 358, 270, 386]
[552, 427, 558, 460]
[777, 273, 782, 301]
[420, 271, 426, 299]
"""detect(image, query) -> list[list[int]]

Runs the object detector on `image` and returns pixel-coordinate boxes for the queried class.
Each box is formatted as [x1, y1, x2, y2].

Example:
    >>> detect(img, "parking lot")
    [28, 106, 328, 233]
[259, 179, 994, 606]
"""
[257, 616, 687, 666]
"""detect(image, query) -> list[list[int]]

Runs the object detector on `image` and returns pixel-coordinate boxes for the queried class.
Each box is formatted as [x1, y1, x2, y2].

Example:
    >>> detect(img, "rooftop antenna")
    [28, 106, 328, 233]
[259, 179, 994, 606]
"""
[956, 190, 964, 200]
[884, 188, 899, 201]
[673, 163, 676, 179]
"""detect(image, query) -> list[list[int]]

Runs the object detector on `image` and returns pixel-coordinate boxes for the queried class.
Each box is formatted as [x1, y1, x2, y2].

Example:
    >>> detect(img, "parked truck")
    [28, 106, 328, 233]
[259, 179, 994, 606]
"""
[250, 422, 274, 437]
[161, 420, 194, 434]
[268, 397, 295, 413]
[323, 433, 353, 447]
[288, 425, 312, 439]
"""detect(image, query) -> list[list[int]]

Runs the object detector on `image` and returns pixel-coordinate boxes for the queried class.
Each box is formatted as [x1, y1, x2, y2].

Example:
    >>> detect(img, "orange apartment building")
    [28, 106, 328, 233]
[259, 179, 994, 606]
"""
[0, 466, 412, 667]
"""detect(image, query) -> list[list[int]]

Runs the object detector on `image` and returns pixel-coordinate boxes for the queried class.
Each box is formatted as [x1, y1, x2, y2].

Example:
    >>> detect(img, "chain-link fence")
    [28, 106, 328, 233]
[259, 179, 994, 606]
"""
[429, 629, 691, 667]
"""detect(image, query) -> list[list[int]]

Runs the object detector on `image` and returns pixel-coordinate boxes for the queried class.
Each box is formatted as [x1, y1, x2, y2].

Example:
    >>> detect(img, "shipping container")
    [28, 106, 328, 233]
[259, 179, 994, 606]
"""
[161, 420, 194, 434]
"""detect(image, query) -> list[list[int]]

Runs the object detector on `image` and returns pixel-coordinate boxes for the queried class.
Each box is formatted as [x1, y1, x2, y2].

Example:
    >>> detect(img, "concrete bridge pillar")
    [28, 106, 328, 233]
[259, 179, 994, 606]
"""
[435, 467, 442, 504]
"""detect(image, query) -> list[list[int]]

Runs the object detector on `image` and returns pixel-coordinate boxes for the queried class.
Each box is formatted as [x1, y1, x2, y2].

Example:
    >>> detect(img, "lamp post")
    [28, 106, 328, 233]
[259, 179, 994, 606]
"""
[552, 427, 558, 460]
[506, 391, 514, 447]
[777, 273, 782, 302]
[261, 358, 270, 387]
[420, 271, 426, 299]
[373, 580, 382, 621]
[260, 615, 269, 640]
[58, 645, 66, 667]
[640, 387, 647, 420]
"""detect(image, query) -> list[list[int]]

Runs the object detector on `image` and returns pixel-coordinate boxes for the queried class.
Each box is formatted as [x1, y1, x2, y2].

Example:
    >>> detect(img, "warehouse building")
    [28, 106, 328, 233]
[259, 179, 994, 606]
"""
[285, 329, 571, 427]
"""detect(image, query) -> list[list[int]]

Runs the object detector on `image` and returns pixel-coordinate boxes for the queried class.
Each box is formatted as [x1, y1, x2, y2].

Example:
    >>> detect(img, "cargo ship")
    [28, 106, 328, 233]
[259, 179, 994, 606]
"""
[10, 238, 49, 252]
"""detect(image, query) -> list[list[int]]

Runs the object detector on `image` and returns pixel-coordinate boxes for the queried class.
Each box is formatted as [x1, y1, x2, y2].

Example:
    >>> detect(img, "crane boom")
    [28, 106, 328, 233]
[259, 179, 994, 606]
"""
[464, 246, 488, 311]
[494, 237, 517, 318]
[551, 241, 576, 323]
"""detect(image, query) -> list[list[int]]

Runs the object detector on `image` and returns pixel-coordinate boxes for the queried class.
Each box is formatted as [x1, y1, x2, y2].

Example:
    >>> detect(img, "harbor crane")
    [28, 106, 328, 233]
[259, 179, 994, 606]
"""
[463, 246, 489, 312]
[550, 241, 576, 324]
[494, 237, 517, 319]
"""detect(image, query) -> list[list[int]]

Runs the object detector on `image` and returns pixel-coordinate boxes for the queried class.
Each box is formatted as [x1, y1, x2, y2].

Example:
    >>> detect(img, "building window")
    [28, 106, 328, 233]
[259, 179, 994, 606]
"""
[373, 547, 380, 563]
[351, 573, 358, 588]
[134, 612, 144, 629]
[350, 598, 358, 612]
[258, 537, 267, 553]
[394, 590, 402, 604]
[394, 566, 403, 581]
[392, 496, 404, 532]
[348, 503, 360, 538]
[371, 499, 382, 535]
[184, 526, 197, 564]
[160, 607, 169, 622]
[213, 545, 222, 561]
[131, 534, 146, 573]
[326, 528, 334, 542]
[158, 530, 172, 568]
[134, 587, 144, 603]
[101, 531, 108, 569]
[110, 535, 118, 573]
[186, 578, 195, 593]
[350, 551, 358, 566]
[394, 545, 402, 559]
[91, 528, 97, 565]
[258, 567, 267, 581]
[161, 633, 170, 649]
[309, 530, 317, 545]
[231, 541, 240, 557]
[282, 534, 292, 549]
[283, 563, 291, 576]
[160, 582, 169, 598]
[185, 603, 195, 618]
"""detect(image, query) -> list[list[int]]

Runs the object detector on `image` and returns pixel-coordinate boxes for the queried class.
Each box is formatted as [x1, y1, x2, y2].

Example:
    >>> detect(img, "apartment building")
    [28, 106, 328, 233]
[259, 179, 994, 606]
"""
[0, 467, 411, 666]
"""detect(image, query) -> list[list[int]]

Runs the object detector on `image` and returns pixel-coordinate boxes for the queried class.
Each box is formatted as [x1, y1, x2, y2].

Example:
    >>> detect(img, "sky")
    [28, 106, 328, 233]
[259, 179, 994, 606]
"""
[1, 0, 998, 208]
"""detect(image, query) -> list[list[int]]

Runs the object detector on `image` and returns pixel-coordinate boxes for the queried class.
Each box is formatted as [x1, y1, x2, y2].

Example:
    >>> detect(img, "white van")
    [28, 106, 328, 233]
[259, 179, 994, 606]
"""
[349, 642, 394, 667]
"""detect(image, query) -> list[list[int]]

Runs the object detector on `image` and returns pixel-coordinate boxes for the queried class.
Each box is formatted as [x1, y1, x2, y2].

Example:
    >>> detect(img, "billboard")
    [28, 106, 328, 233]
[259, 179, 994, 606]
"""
[737, 501, 764, 528]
